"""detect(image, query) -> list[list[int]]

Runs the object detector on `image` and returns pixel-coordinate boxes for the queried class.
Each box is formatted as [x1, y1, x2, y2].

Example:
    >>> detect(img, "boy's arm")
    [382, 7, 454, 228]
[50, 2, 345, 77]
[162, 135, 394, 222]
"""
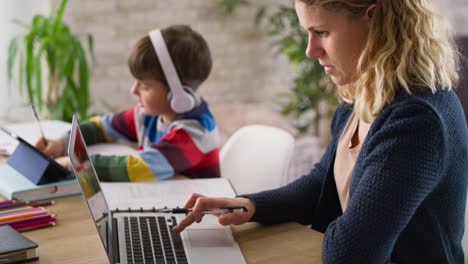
[90, 126, 219, 182]
[81, 106, 139, 145]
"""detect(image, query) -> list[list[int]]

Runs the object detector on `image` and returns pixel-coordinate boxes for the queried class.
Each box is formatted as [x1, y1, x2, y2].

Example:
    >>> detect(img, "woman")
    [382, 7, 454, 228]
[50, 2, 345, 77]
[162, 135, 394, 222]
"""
[174, 0, 468, 263]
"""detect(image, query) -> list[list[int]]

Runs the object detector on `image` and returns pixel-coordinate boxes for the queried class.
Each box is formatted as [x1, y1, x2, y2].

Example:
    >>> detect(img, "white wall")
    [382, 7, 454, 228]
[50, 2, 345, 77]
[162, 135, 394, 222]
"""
[0, 0, 52, 122]
[432, 0, 468, 36]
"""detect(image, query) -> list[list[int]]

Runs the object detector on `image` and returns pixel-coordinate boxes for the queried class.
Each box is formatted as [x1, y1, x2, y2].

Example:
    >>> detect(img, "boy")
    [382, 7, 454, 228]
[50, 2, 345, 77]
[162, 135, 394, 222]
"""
[35, 25, 220, 182]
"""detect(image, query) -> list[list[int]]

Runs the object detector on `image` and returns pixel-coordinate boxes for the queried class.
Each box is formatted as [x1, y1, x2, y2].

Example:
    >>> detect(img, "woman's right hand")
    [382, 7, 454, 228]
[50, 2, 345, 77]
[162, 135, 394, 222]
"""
[34, 138, 65, 159]
[173, 193, 256, 233]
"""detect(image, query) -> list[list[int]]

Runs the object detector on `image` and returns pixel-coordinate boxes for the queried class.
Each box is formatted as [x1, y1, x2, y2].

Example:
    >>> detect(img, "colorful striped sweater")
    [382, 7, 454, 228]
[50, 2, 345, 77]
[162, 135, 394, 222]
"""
[79, 98, 220, 182]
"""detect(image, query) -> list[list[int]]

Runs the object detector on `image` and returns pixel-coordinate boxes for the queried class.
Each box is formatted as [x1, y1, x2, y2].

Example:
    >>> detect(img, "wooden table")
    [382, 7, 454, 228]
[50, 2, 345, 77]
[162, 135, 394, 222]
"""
[9, 195, 323, 264]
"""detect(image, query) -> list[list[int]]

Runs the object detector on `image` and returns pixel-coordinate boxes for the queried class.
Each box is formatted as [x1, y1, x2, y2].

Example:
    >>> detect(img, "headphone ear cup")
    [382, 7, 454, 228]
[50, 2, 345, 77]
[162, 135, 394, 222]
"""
[169, 85, 196, 113]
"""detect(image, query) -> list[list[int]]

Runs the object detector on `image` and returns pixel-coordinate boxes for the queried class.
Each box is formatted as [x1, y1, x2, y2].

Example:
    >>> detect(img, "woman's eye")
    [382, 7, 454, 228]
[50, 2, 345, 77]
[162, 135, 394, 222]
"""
[315, 31, 328, 37]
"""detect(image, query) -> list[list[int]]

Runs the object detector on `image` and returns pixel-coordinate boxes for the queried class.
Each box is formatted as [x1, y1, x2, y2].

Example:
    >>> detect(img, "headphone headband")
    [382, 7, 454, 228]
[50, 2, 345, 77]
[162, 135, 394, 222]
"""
[148, 29, 183, 94]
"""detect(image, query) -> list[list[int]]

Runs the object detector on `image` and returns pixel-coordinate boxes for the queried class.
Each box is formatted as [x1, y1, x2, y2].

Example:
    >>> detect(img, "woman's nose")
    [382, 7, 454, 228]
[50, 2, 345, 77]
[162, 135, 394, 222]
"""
[306, 36, 324, 59]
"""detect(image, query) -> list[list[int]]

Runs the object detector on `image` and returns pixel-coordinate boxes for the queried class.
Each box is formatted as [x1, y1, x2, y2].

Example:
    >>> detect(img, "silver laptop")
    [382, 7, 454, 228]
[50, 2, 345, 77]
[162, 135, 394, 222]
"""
[68, 116, 246, 264]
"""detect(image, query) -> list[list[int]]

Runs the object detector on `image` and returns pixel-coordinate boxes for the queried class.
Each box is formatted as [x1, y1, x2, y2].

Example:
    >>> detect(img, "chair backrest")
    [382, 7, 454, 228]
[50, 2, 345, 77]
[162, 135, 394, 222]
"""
[220, 125, 295, 195]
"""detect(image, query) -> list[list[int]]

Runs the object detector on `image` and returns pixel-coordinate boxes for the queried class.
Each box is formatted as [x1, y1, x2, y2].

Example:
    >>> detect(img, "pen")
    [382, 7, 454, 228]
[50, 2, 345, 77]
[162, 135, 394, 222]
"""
[159, 206, 248, 215]
[31, 103, 48, 145]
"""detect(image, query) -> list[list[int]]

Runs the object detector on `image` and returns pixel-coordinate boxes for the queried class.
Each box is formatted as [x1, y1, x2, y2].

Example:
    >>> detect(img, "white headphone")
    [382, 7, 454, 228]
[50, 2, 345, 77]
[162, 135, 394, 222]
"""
[148, 29, 196, 113]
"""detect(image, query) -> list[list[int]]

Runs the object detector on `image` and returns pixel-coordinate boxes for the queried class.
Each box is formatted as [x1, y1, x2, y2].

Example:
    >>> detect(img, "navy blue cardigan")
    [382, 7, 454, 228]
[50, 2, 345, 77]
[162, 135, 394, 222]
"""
[245, 89, 468, 263]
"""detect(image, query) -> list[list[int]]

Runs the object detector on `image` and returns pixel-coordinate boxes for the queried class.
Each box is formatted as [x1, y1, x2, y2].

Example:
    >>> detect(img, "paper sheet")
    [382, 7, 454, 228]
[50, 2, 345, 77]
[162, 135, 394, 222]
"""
[100, 178, 236, 210]
[0, 120, 71, 155]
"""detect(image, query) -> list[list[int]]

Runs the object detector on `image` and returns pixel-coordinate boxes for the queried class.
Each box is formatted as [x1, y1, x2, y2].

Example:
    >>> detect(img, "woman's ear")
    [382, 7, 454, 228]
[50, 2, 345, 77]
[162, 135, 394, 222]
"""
[366, 4, 377, 20]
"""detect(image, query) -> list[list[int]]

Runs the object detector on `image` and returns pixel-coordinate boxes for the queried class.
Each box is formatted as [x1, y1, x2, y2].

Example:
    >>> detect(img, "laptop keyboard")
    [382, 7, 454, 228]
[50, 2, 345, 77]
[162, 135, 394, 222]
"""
[124, 216, 188, 264]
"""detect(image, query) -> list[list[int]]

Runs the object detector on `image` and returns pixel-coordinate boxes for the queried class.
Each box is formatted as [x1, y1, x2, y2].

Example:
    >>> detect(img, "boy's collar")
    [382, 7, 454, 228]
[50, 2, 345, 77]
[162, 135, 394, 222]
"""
[174, 96, 209, 120]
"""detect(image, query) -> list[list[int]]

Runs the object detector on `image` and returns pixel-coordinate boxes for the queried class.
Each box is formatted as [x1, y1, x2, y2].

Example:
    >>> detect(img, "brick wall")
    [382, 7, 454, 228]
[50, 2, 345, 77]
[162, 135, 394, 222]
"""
[64, 0, 293, 114]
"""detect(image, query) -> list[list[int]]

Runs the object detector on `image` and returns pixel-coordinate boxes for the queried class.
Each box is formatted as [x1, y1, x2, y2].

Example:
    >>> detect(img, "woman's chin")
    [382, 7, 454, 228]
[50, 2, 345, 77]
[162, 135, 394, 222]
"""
[330, 75, 352, 86]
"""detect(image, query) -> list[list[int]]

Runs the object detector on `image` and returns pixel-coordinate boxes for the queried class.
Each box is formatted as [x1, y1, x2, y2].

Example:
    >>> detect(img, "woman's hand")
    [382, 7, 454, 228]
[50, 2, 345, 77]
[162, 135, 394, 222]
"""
[173, 193, 256, 233]
[34, 138, 65, 159]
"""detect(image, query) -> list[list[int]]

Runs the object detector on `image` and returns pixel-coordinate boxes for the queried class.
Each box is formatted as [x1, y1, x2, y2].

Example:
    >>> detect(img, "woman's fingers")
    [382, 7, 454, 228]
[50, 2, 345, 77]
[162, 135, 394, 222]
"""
[174, 196, 256, 232]
[183, 193, 205, 208]
[218, 211, 248, 226]
[173, 213, 196, 233]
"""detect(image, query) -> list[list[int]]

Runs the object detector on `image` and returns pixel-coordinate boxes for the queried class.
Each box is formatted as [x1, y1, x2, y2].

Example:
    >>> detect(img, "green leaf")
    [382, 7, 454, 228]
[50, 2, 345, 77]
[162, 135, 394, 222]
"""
[25, 33, 35, 106]
[53, 0, 68, 33]
[7, 37, 18, 84]
[76, 41, 90, 119]
[87, 34, 95, 63]
[34, 48, 43, 110]
[19, 48, 25, 95]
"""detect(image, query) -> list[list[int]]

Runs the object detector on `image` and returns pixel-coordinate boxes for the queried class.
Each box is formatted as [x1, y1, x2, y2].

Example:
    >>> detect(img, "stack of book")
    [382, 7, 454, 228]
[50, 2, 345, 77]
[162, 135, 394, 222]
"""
[0, 200, 56, 232]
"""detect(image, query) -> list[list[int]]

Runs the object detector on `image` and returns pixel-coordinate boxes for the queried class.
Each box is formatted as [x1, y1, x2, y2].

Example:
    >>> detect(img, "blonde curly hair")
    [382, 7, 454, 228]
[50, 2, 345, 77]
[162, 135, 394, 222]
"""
[299, 0, 460, 122]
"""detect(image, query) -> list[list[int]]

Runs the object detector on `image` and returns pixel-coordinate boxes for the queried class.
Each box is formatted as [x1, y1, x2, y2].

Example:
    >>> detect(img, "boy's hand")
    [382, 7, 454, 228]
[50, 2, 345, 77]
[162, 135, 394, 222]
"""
[34, 138, 65, 159]
[55, 156, 72, 170]
[173, 193, 256, 233]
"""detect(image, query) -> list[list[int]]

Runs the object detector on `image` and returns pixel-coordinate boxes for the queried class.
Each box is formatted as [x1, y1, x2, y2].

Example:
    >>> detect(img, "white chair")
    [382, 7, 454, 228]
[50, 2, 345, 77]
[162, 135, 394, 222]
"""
[220, 124, 295, 195]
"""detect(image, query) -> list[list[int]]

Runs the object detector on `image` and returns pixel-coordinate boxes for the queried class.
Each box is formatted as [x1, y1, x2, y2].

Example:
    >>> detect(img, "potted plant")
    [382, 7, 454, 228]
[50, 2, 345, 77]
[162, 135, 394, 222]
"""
[7, 0, 94, 122]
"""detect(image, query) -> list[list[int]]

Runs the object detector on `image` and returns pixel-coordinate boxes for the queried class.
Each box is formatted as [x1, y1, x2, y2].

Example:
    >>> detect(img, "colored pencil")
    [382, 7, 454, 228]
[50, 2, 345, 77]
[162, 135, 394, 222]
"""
[0, 200, 54, 210]
[0, 200, 14, 206]
[16, 221, 56, 232]
[0, 212, 54, 225]
[11, 216, 56, 229]
[0, 206, 32, 215]
[0, 208, 48, 222]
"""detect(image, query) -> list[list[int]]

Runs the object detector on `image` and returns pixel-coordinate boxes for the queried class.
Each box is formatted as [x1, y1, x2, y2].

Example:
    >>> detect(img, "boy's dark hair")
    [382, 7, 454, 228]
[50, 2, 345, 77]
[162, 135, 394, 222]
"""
[128, 25, 212, 90]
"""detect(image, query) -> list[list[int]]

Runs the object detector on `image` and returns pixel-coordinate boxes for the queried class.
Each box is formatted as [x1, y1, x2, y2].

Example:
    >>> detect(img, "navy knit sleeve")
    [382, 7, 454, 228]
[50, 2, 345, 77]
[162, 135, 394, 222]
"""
[245, 103, 351, 225]
[322, 104, 445, 263]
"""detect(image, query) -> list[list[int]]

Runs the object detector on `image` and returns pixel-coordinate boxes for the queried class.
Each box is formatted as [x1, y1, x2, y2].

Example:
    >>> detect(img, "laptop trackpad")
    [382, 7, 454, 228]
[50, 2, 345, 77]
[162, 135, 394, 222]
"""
[187, 229, 234, 248]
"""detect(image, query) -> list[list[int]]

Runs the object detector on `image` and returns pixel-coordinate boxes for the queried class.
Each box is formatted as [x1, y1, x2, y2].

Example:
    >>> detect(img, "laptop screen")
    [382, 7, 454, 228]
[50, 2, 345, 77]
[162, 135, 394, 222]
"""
[68, 116, 110, 252]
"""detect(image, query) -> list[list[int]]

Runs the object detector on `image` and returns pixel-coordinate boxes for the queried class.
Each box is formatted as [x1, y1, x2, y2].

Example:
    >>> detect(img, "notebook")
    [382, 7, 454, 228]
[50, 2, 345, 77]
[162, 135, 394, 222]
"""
[68, 115, 246, 264]
[0, 224, 39, 263]
[0, 164, 79, 201]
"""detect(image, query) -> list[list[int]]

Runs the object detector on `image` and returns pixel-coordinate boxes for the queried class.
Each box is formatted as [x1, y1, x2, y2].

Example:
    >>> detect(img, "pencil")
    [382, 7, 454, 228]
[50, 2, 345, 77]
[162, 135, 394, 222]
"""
[0, 200, 14, 206]
[31, 103, 48, 146]
[0, 208, 48, 222]
[16, 221, 56, 232]
[0, 206, 32, 215]
[0, 212, 54, 225]
[0, 200, 55, 210]
[11, 216, 56, 229]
